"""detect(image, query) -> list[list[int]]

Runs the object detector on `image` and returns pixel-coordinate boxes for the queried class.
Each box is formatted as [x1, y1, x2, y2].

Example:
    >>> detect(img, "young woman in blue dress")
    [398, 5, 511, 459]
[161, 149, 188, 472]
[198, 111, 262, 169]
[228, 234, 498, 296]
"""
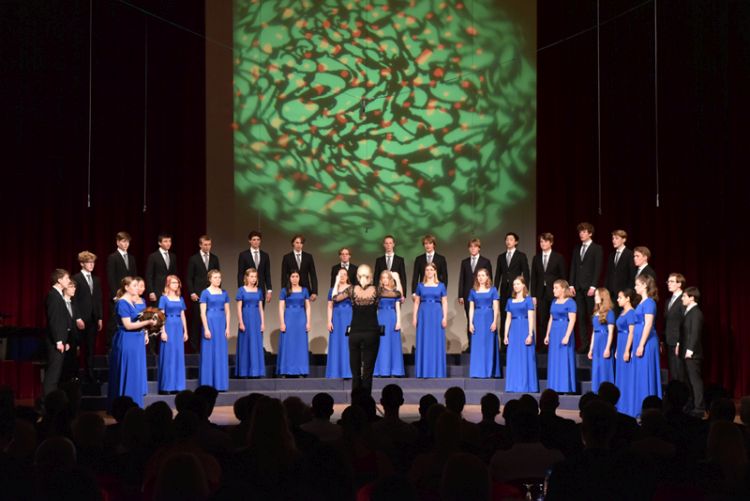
[633, 274, 662, 412]
[468, 268, 500, 378]
[278, 270, 311, 376]
[413, 262, 448, 378]
[588, 288, 615, 392]
[199, 269, 230, 390]
[326, 268, 352, 378]
[615, 288, 638, 417]
[503, 276, 538, 391]
[374, 269, 404, 376]
[235, 268, 266, 378]
[157, 275, 187, 393]
[544, 279, 577, 393]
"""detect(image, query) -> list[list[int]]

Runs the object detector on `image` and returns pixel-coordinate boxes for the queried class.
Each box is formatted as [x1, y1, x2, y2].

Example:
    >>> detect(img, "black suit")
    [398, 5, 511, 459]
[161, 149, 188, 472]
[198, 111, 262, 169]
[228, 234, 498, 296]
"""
[663, 292, 686, 381]
[44, 288, 73, 395]
[237, 248, 271, 293]
[679, 305, 704, 412]
[635, 264, 657, 283]
[187, 252, 221, 352]
[569, 241, 603, 350]
[530, 250, 567, 344]
[412, 254, 448, 294]
[458, 255, 493, 346]
[330, 263, 358, 287]
[106, 251, 137, 348]
[494, 250, 530, 333]
[72, 271, 103, 380]
[604, 247, 636, 310]
[374, 255, 407, 294]
[145, 250, 178, 300]
[281, 251, 318, 295]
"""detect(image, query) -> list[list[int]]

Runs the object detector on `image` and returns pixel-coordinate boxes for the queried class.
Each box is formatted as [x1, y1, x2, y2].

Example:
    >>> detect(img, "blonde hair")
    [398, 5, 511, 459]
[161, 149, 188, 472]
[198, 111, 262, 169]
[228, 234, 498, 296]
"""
[472, 268, 492, 290]
[422, 262, 439, 285]
[207, 269, 221, 283]
[78, 251, 97, 263]
[244, 268, 258, 286]
[379, 270, 396, 289]
[163, 275, 182, 296]
[553, 279, 573, 298]
[510, 275, 529, 298]
[116, 276, 138, 300]
[594, 288, 613, 324]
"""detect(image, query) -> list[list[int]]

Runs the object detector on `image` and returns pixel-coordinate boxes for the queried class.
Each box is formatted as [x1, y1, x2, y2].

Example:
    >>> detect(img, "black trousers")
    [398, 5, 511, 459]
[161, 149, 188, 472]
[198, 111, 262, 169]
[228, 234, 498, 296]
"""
[536, 291, 553, 350]
[684, 358, 704, 412]
[188, 300, 202, 353]
[574, 288, 595, 350]
[349, 328, 380, 395]
[106, 301, 118, 350]
[61, 330, 78, 382]
[463, 300, 472, 350]
[666, 344, 684, 382]
[44, 341, 65, 395]
[78, 317, 98, 379]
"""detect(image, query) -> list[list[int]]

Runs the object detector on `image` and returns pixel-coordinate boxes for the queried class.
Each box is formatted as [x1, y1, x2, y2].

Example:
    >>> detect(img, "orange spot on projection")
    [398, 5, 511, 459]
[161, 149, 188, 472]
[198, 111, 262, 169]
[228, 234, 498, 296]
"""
[370, 25, 379, 30]
[374, 110, 382, 116]
[448, 168, 456, 177]
[235, 91, 241, 96]
[364, 3, 373, 10]
[278, 134, 289, 147]
[453, 102, 462, 109]
[365, 36, 373, 43]
[304, 52, 312, 58]
[340, 22, 348, 29]
[259, 94, 265, 100]
[429, 80, 436, 87]
[426, 12, 433, 19]
[231, 122, 239, 130]
[293, 172, 301, 180]
[437, 44, 444, 50]
[456, 2, 464, 9]
[461, 81, 471, 88]
[315, 182, 322, 189]
[451, 56, 460, 63]
[453, 144, 464, 153]
[252, 40, 259, 47]
[340, 70, 349, 78]
[336, 113, 347, 124]
[310, 125, 318, 134]
[466, 26, 477, 36]
[296, 137, 304, 145]
[322, 109, 330, 116]
[412, 35, 418, 41]
[351, 78, 360, 86]
[382, 4, 389, 10]
[366, 81, 375, 87]
[322, 20, 331, 29]
[317, 64, 326, 72]
[456, 42, 464, 49]
[373, 169, 380, 177]
[275, 174, 284, 180]
[338, 143, 344, 148]
[327, 130, 336, 137]
[356, 57, 363, 64]
[333, 45, 342, 55]
[360, 160, 369, 167]
[352, 29, 361, 37]
[404, 166, 411, 173]
[400, 80, 408, 87]
[433, 68, 444, 78]
[329, 183, 337, 190]
[305, 32, 313, 40]
[380, 68, 391, 77]
[250, 118, 258, 124]
[273, 154, 281, 160]
[360, 70, 367, 76]
[315, 85, 324, 95]
[399, 117, 407, 124]
[416, 178, 424, 188]
[386, 133, 393, 140]
[397, 11, 404, 18]
[356, 21, 363, 27]
[403, 101, 411, 108]
[335, 194, 344, 201]
[302, 173, 309, 181]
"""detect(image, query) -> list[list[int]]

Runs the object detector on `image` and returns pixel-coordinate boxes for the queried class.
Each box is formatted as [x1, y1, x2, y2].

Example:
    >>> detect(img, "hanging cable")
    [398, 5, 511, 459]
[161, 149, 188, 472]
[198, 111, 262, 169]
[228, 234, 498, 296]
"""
[596, 0, 602, 216]
[654, 0, 660, 208]
[87, 0, 93, 208]
[143, 18, 148, 213]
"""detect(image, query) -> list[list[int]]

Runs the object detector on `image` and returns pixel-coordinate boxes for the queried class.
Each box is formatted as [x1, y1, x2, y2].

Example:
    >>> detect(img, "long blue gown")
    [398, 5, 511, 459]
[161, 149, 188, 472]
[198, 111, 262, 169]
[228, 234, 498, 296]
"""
[109, 299, 147, 407]
[547, 298, 577, 393]
[374, 293, 405, 377]
[590, 310, 616, 393]
[235, 287, 265, 377]
[615, 309, 638, 417]
[505, 296, 538, 391]
[199, 289, 229, 390]
[158, 296, 186, 392]
[632, 297, 662, 414]
[134, 301, 148, 397]
[277, 288, 310, 375]
[327, 288, 352, 378]
[415, 282, 447, 378]
[468, 288, 501, 378]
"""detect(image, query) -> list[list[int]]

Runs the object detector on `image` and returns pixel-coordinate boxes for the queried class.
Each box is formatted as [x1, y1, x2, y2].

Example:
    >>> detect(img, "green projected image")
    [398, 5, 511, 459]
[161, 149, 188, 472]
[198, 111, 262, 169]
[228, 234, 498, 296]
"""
[233, 0, 535, 254]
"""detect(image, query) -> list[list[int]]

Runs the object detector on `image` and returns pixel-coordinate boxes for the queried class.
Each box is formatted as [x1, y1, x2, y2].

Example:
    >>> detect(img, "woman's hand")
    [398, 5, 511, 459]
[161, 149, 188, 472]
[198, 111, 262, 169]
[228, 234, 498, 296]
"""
[624, 351, 631, 362]
[160, 331, 168, 342]
[327, 322, 334, 332]
[441, 318, 447, 328]
[238, 322, 246, 332]
[490, 322, 497, 332]
[469, 323, 475, 334]
[525, 336, 533, 346]
[306, 322, 311, 332]
[544, 336, 550, 346]
[636, 345, 644, 358]
[204, 329, 212, 340]
[225, 328, 230, 339]
[562, 336, 570, 346]
[603, 348, 611, 359]
[504, 336, 509, 346]
[412, 318, 417, 328]
[260, 322, 265, 332]
[587, 349, 593, 360]
[182, 330, 188, 342]
[395, 322, 401, 331]
[280, 323, 286, 333]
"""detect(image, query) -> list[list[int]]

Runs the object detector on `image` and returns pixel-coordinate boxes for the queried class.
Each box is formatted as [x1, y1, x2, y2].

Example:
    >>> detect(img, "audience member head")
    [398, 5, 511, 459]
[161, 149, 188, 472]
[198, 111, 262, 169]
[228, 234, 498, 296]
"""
[311, 393, 335, 420]
[381, 384, 404, 412]
[440, 453, 491, 501]
[177, 391, 209, 421]
[539, 389, 559, 413]
[664, 380, 690, 414]
[704, 384, 732, 412]
[351, 389, 378, 422]
[173, 410, 201, 441]
[145, 401, 174, 445]
[153, 452, 210, 501]
[340, 404, 371, 440]
[707, 421, 748, 479]
[283, 396, 312, 427]
[35, 436, 77, 472]
[434, 410, 462, 453]
[194, 385, 219, 419]
[502, 399, 520, 423]
[121, 407, 150, 451]
[109, 396, 137, 424]
[248, 397, 297, 458]
[639, 409, 670, 439]
[709, 398, 736, 423]
[418, 394, 438, 420]
[426, 404, 447, 436]
[580, 400, 617, 449]
[444, 386, 466, 415]
[578, 392, 599, 416]
[72, 412, 105, 449]
[232, 395, 251, 423]
[174, 390, 194, 414]
[598, 382, 621, 406]
[480, 393, 501, 421]
[739, 396, 750, 426]
[641, 395, 663, 415]
[509, 410, 541, 443]
[518, 394, 539, 415]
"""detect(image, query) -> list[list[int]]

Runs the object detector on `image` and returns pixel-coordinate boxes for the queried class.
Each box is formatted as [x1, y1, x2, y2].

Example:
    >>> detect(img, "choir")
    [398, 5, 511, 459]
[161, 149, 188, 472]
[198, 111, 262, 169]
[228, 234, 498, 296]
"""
[46, 224, 703, 419]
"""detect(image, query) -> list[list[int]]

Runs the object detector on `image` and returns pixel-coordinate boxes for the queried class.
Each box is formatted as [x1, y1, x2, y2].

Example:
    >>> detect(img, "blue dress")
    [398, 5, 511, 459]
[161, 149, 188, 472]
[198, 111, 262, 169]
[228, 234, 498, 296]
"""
[327, 288, 353, 378]
[374, 293, 405, 377]
[158, 296, 186, 392]
[615, 309, 638, 417]
[199, 289, 229, 390]
[590, 310, 616, 393]
[277, 288, 310, 375]
[547, 298, 577, 393]
[109, 299, 147, 407]
[134, 301, 148, 396]
[505, 296, 538, 391]
[632, 297, 662, 414]
[415, 283, 447, 378]
[468, 288, 501, 378]
[235, 288, 265, 377]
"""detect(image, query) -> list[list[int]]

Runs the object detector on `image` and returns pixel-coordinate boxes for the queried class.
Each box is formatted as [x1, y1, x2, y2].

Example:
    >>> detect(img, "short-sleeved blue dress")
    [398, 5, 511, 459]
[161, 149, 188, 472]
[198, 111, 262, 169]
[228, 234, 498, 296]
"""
[415, 283, 447, 378]
[615, 309, 638, 417]
[235, 287, 265, 377]
[199, 289, 229, 390]
[158, 295, 186, 392]
[327, 288, 352, 378]
[633, 297, 662, 413]
[109, 299, 147, 407]
[547, 298, 577, 393]
[277, 288, 310, 375]
[590, 310, 616, 393]
[374, 292, 404, 377]
[505, 296, 538, 392]
[468, 287, 501, 378]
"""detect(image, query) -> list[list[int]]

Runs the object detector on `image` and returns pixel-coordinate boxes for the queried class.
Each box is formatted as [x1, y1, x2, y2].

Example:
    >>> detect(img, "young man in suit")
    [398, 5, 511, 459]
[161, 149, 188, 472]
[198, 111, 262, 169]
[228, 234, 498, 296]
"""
[146, 233, 177, 304]
[633, 246, 656, 282]
[494, 232, 530, 332]
[677, 287, 704, 416]
[105, 232, 137, 349]
[187, 235, 220, 352]
[330, 247, 358, 287]
[664, 273, 687, 381]
[61, 281, 81, 382]
[237, 230, 272, 302]
[72, 251, 103, 382]
[281, 234, 318, 301]
[374, 235, 407, 297]
[44, 269, 73, 395]
[530, 233, 566, 348]
[604, 229, 636, 314]
[569, 222, 603, 353]
[458, 238, 493, 350]
[412, 234, 448, 295]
